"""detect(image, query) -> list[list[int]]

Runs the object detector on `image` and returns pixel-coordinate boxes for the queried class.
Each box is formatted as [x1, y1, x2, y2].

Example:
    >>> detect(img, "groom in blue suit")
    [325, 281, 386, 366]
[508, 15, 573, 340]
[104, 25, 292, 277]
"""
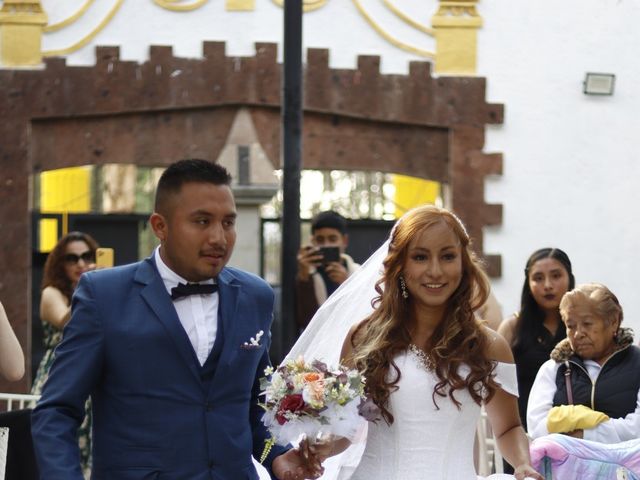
[32, 159, 320, 479]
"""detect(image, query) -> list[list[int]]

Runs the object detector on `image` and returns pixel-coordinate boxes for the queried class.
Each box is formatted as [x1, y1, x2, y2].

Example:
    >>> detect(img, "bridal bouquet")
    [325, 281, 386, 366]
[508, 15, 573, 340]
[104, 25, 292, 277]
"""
[259, 356, 367, 459]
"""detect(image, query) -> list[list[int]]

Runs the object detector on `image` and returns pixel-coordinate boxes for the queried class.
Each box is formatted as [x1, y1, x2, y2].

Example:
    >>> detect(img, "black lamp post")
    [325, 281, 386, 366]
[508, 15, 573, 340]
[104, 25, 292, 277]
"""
[279, 0, 303, 359]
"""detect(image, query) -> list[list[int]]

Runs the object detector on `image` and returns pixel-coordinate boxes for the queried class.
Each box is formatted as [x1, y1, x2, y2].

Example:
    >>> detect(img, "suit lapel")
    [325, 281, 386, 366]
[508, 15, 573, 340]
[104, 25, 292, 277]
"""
[136, 258, 203, 387]
[212, 269, 240, 375]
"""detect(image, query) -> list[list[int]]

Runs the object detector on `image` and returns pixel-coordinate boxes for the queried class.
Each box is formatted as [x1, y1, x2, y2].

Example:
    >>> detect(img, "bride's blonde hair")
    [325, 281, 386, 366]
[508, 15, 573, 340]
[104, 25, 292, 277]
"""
[351, 205, 499, 424]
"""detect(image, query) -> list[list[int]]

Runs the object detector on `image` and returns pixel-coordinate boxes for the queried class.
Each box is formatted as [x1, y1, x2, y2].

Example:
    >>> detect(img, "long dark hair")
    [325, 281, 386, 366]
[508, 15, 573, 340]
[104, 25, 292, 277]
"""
[41, 231, 99, 302]
[513, 248, 575, 352]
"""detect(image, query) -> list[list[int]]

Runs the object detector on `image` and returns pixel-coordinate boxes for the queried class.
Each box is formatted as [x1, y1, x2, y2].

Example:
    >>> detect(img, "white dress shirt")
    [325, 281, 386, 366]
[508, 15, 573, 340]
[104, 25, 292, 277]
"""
[154, 248, 218, 366]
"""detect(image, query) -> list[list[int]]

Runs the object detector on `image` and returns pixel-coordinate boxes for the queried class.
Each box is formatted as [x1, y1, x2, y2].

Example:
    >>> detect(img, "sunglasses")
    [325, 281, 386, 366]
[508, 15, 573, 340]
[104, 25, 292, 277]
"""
[63, 251, 95, 265]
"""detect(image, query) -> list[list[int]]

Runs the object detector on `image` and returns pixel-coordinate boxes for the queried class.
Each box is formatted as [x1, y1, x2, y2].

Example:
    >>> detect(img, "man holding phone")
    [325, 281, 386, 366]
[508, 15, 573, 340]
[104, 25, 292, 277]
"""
[295, 210, 359, 331]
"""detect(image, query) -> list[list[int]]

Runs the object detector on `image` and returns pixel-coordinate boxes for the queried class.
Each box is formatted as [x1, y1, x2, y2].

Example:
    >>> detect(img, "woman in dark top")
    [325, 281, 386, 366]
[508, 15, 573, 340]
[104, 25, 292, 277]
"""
[498, 248, 575, 429]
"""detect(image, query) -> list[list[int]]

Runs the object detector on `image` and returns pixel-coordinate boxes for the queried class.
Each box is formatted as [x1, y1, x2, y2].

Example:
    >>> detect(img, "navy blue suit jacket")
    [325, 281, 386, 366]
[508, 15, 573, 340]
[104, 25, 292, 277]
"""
[32, 257, 287, 479]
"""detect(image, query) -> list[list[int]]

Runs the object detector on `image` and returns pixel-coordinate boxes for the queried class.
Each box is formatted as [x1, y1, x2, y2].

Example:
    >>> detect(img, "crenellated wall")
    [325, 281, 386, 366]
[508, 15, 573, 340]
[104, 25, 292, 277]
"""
[0, 42, 502, 391]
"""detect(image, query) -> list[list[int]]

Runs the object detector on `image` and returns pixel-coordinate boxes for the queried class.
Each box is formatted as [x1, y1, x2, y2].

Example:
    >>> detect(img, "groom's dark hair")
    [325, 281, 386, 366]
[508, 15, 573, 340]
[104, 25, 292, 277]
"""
[154, 159, 232, 214]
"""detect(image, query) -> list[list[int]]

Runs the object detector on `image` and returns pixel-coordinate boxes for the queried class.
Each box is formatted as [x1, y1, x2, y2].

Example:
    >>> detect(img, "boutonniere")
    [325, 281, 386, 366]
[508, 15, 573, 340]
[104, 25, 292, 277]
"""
[242, 330, 264, 349]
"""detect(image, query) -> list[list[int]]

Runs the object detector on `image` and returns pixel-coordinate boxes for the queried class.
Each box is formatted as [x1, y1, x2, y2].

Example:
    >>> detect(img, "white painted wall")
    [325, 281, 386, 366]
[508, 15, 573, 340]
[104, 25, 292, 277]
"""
[231, 204, 262, 275]
[478, 0, 640, 334]
[38, 0, 640, 333]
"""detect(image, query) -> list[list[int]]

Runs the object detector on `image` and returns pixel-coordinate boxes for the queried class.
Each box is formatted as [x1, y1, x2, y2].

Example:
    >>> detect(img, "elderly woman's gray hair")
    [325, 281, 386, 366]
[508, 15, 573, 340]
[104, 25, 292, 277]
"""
[559, 283, 623, 327]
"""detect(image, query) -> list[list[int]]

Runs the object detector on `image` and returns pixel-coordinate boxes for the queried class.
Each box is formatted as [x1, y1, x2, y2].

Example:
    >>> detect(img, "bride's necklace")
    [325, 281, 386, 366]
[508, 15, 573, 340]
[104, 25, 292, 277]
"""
[408, 343, 434, 371]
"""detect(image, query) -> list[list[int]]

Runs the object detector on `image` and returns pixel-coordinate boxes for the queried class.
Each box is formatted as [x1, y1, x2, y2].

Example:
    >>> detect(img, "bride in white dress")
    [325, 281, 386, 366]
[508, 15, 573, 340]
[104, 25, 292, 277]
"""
[287, 205, 542, 480]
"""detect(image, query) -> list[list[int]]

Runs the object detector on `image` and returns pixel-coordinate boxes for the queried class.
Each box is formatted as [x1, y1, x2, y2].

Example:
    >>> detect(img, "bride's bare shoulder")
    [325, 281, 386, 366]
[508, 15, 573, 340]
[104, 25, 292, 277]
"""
[481, 325, 514, 364]
[340, 321, 366, 367]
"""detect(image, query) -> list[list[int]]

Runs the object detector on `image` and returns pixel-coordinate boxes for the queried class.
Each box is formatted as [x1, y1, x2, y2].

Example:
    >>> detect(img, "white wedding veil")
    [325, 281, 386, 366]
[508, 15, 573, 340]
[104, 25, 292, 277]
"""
[283, 239, 391, 480]
[285, 239, 390, 365]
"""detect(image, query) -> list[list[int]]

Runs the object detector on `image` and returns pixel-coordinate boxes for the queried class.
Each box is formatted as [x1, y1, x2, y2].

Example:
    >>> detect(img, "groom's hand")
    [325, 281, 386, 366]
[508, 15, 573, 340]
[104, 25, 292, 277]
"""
[272, 443, 324, 480]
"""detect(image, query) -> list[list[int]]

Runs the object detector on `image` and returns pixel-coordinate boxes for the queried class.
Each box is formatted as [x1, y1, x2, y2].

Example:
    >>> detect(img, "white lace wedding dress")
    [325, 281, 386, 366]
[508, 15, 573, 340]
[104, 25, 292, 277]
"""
[338, 350, 519, 480]
[279, 239, 524, 480]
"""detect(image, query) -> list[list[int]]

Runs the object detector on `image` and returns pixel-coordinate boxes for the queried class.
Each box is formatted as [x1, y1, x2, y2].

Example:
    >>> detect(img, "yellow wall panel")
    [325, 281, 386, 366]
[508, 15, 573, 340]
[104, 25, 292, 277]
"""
[38, 218, 58, 252]
[393, 174, 440, 217]
[40, 167, 91, 213]
[39, 167, 91, 251]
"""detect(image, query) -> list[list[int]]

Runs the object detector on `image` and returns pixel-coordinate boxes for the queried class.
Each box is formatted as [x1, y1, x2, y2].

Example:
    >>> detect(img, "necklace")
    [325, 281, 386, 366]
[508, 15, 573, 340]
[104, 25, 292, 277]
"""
[408, 343, 434, 371]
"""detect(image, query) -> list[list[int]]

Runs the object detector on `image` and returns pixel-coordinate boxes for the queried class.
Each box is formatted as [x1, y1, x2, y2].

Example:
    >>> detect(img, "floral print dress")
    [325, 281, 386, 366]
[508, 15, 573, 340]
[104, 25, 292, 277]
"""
[31, 319, 93, 478]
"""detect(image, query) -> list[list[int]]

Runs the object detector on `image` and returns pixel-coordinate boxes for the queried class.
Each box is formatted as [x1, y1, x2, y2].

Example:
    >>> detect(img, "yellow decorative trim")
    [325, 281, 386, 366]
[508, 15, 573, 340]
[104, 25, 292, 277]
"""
[270, 0, 327, 13]
[352, 0, 434, 59]
[152, 0, 209, 12]
[42, 0, 124, 57]
[226, 0, 255, 11]
[0, 0, 48, 66]
[431, 0, 481, 74]
[431, 1, 482, 28]
[44, 0, 95, 32]
[383, 0, 433, 36]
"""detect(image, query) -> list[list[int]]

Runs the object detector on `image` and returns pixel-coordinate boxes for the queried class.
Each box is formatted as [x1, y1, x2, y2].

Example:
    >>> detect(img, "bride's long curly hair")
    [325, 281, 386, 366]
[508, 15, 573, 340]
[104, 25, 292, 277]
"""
[351, 205, 500, 424]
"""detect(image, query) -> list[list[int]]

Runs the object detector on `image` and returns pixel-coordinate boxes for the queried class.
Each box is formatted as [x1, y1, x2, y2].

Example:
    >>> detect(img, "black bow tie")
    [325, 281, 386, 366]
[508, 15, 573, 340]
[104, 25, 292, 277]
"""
[170, 282, 218, 301]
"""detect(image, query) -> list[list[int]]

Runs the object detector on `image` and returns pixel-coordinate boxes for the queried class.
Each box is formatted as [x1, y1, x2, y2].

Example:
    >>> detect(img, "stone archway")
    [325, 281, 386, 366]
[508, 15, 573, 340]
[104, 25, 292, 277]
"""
[0, 41, 503, 391]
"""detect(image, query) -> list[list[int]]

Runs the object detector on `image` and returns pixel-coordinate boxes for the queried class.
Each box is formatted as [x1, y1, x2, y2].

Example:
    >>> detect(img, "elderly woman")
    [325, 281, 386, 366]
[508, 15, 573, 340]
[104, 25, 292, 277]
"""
[527, 283, 640, 443]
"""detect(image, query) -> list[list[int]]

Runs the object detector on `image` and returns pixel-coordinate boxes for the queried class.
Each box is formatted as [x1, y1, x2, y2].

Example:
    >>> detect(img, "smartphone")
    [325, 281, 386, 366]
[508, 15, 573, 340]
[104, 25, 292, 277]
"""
[96, 247, 114, 268]
[319, 246, 341, 264]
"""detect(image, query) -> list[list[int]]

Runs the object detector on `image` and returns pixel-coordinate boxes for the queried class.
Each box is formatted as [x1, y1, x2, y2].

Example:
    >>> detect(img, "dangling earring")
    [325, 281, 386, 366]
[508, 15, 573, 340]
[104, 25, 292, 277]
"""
[399, 276, 409, 299]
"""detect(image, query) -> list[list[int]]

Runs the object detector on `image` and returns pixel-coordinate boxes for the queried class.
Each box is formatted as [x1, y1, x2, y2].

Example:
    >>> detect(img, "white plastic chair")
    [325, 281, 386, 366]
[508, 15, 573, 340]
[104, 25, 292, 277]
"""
[0, 393, 40, 412]
[475, 408, 504, 476]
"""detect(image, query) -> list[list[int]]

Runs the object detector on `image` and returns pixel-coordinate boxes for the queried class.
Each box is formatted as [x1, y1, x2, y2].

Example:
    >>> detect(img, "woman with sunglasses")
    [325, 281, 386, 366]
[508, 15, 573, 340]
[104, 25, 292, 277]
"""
[31, 231, 98, 478]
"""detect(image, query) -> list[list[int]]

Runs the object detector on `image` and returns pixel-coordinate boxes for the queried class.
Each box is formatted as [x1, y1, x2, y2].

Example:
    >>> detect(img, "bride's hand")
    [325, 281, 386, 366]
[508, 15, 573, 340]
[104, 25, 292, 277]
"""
[304, 435, 351, 463]
[513, 463, 543, 480]
[303, 435, 336, 463]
